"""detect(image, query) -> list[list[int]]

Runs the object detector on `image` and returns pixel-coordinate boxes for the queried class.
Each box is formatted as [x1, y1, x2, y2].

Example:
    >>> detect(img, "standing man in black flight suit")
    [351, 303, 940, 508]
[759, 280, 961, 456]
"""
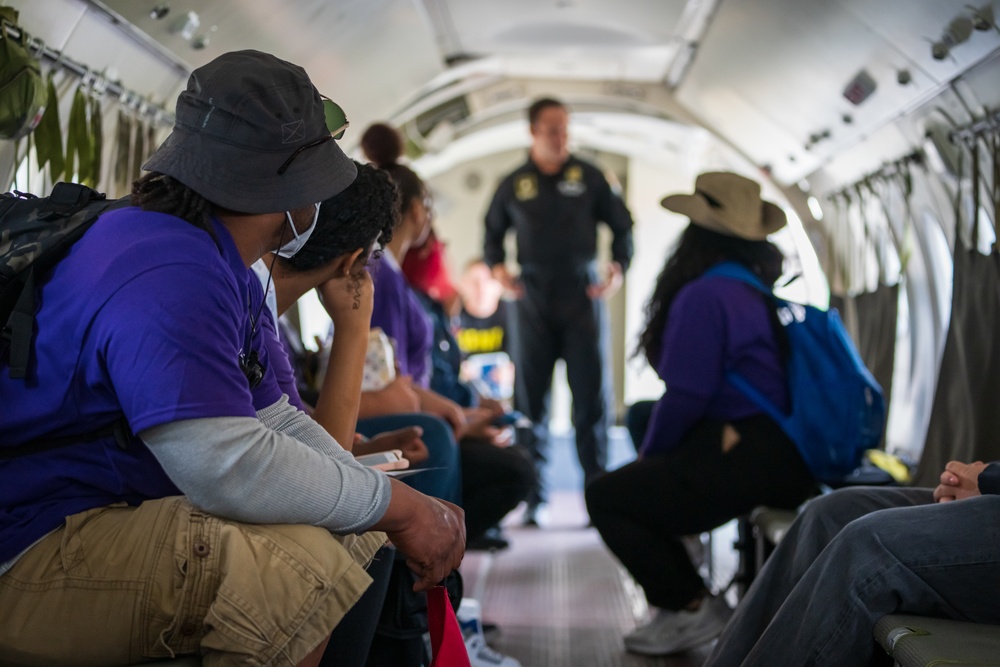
[483, 97, 635, 526]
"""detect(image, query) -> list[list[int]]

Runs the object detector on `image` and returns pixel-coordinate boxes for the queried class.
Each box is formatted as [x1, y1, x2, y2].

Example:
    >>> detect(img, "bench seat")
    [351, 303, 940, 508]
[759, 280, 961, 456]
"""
[874, 614, 1000, 666]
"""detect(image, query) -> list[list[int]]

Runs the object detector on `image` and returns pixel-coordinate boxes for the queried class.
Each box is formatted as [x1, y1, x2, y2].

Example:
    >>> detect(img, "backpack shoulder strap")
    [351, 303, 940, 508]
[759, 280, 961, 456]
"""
[0, 416, 132, 459]
[702, 261, 790, 423]
[3, 187, 130, 379]
[702, 261, 773, 295]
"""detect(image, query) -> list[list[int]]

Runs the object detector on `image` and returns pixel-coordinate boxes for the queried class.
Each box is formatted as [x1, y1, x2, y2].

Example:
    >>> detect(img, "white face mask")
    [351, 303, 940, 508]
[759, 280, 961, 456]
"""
[276, 202, 321, 258]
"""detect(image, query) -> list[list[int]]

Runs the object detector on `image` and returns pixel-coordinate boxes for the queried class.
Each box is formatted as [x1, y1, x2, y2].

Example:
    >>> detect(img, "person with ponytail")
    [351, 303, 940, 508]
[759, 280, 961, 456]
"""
[359, 122, 527, 667]
[360, 123, 535, 548]
[585, 172, 817, 657]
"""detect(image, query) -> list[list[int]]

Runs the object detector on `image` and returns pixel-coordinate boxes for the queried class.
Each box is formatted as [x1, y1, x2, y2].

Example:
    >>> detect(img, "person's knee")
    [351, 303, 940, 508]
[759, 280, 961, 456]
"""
[406, 414, 460, 469]
[799, 488, 868, 528]
[788, 487, 896, 562]
[222, 523, 378, 615]
[817, 514, 890, 576]
[169, 510, 383, 664]
[506, 445, 537, 497]
[836, 501, 925, 557]
[584, 474, 612, 522]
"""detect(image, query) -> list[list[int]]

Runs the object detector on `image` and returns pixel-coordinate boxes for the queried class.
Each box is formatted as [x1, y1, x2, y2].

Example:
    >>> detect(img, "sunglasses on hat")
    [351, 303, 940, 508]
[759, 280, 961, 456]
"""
[277, 97, 349, 175]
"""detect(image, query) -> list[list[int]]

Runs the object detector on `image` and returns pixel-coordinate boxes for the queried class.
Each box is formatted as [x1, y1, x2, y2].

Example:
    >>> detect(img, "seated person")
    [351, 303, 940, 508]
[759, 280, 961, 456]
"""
[455, 258, 516, 402]
[586, 173, 818, 656]
[404, 241, 507, 412]
[361, 122, 524, 667]
[706, 459, 1000, 666]
[402, 226, 461, 317]
[0, 51, 463, 667]
[362, 127, 534, 549]
[624, 399, 657, 454]
[402, 234, 536, 551]
[250, 265, 430, 469]
[399, 228, 473, 408]
[254, 161, 456, 507]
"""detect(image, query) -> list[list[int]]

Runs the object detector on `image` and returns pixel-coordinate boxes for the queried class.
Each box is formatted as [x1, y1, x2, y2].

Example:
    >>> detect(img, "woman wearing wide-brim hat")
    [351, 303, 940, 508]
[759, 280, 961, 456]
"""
[586, 171, 817, 656]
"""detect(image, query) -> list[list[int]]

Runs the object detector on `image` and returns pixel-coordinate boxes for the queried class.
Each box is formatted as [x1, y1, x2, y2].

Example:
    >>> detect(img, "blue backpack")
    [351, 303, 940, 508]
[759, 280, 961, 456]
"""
[705, 262, 886, 482]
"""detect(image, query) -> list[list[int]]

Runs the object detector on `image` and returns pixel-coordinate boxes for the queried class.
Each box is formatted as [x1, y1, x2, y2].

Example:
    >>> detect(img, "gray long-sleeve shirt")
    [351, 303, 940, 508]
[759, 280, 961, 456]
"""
[140, 394, 391, 534]
[1, 395, 391, 576]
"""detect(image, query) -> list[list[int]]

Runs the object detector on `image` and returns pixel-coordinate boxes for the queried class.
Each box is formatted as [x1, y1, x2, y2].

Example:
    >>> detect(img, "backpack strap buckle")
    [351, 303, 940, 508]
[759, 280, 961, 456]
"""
[40, 183, 105, 219]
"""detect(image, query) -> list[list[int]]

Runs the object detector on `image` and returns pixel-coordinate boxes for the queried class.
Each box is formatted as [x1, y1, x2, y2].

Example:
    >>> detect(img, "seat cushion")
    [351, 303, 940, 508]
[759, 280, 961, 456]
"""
[749, 506, 797, 544]
[874, 614, 1000, 667]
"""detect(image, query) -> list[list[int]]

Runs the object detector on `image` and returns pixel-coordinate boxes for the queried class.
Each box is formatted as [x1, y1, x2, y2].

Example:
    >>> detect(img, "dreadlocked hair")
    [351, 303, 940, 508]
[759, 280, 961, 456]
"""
[131, 173, 217, 241]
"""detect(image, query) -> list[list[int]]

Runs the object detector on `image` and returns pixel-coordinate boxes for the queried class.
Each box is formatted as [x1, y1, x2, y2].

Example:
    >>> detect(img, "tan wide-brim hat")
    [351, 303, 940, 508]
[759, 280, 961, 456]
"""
[660, 171, 786, 240]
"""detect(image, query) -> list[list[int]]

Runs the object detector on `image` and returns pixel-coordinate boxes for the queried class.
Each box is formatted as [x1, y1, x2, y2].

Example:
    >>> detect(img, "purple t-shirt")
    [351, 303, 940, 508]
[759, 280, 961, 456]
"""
[369, 252, 433, 388]
[0, 207, 286, 562]
[641, 275, 789, 457]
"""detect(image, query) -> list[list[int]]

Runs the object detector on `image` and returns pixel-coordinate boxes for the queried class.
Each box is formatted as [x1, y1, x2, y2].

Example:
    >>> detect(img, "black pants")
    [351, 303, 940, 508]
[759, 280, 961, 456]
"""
[460, 439, 536, 541]
[625, 399, 657, 453]
[321, 545, 395, 667]
[586, 416, 816, 611]
[511, 270, 611, 505]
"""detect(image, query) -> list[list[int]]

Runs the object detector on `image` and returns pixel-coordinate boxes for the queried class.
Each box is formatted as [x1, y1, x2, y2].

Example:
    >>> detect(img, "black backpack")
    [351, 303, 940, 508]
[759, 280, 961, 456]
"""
[1, 182, 129, 380]
[1, 182, 132, 459]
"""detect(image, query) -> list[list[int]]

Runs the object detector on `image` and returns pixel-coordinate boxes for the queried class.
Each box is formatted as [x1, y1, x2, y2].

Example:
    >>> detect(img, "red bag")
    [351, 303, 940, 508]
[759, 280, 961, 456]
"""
[427, 585, 471, 667]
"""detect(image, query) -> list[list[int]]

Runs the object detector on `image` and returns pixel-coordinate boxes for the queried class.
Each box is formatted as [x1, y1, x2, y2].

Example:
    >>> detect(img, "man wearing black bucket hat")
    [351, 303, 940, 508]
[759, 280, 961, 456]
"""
[0, 50, 464, 667]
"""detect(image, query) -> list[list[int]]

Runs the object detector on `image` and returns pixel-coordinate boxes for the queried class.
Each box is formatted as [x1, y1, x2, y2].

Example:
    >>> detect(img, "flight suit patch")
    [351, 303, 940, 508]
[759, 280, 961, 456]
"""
[558, 165, 585, 196]
[515, 174, 538, 201]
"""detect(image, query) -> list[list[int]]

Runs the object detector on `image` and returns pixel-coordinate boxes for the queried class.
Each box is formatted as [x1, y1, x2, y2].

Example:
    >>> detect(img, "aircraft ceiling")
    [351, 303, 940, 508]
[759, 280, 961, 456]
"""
[93, 0, 1000, 186]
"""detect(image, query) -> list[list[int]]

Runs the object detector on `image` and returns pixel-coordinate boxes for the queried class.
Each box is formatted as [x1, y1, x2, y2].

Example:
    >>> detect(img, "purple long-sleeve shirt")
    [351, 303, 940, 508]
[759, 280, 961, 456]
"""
[640, 275, 789, 457]
[369, 251, 434, 388]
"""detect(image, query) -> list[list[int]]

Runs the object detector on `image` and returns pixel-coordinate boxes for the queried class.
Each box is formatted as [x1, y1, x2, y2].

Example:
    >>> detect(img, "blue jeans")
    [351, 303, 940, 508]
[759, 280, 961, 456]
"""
[706, 487, 1000, 666]
[356, 413, 462, 505]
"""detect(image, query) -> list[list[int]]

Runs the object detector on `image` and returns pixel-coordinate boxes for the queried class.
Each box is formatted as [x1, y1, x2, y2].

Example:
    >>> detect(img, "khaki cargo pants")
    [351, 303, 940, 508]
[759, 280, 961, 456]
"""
[0, 496, 386, 666]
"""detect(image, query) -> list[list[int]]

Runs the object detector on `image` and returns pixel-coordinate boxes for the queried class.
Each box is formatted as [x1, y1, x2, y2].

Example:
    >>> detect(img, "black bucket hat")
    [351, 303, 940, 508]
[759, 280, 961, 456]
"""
[143, 50, 356, 214]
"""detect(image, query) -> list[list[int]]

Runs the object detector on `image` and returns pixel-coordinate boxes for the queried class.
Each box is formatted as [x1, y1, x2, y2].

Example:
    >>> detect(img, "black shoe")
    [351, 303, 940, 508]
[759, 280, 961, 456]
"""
[467, 526, 510, 551]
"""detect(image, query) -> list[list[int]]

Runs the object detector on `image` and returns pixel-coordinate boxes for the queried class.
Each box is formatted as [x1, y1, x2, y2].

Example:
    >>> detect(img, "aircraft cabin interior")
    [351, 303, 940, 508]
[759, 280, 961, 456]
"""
[2, 1, 1000, 666]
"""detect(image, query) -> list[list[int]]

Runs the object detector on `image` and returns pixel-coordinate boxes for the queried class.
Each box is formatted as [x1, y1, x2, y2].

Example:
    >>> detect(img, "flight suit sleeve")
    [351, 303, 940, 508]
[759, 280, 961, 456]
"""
[484, 177, 512, 268]
[594, 173, 635, 272]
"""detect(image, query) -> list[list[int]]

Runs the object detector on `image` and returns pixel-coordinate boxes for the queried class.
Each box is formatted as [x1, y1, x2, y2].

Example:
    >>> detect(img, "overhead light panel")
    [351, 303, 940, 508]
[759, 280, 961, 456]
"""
[170, 10, 200, 41]
[807, 196, 824, 221]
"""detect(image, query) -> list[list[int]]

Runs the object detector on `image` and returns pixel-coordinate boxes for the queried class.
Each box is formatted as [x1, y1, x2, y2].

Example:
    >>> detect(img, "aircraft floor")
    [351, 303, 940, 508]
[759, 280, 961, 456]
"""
[458, 425, 737, 667]
[460, 491, 718, 667]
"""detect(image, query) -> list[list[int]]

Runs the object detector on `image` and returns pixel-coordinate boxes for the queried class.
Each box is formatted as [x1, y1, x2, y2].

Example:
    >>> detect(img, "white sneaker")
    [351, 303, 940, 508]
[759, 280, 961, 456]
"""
[457, 597, 484, 636]
[521, 503, 550, 528]
[457, 598, 521, 666]
[464, 632, 522, 667]
[623, 596, 733, 655]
